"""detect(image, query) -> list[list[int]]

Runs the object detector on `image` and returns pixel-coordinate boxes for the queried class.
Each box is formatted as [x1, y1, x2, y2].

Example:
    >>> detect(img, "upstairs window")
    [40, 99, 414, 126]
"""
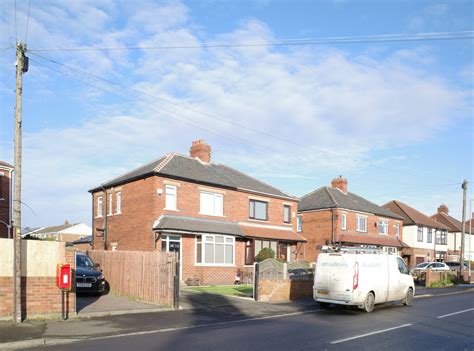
[200, 191, 223, 216]
[378, 220, 388, 235]
[283, 205, 291, 223]
[116, 192, 122, 214]
[395, 223, 400, 238]
[249, 200, 268, 221]
[108, 193, 113, 215]
[341, 214, 347, 230]
[427, 228, 433, 243]
[97, 196, 103, 217]
[165, 185, 177, 210]
[356, 216, 367, 232]
[417, 227, 423, 242]
[297, 215, 302, 232]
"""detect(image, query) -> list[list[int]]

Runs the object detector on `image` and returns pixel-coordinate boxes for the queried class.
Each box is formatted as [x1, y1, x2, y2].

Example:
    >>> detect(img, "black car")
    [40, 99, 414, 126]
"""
[76, 253, 107, 294]
[445, 261, 469, 272]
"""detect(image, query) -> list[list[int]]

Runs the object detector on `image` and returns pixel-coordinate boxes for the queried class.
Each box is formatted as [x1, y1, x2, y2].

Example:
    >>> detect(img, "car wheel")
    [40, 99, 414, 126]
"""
[403, 288, 414, 306]
[363, 292, 375, 313]
[318, 302, 330, 309]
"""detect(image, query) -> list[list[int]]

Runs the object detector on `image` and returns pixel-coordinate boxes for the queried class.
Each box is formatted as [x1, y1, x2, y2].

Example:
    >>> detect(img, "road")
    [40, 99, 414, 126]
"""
[28, 292, 474, 351]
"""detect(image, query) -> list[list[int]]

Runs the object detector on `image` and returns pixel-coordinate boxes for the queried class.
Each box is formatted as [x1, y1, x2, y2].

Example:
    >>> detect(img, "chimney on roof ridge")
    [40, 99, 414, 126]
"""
[331, 176, 348, 194]
[64, 219, 69, 225]
[190, 139, 211, 163]
[438, 204, 449, 214]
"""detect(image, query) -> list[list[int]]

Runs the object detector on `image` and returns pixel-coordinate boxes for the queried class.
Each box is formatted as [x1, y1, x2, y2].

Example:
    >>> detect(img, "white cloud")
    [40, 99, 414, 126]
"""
[0, 1, 470, 226]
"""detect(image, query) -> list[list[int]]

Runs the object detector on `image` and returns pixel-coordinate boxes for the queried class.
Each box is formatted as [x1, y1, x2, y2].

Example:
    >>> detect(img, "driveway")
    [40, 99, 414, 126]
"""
[77, 293, 164, 316]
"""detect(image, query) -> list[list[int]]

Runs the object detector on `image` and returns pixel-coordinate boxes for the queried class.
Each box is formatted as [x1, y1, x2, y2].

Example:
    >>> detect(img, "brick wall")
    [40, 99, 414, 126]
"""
[0, 242, 76, 320]
[256, 279, 313, 302]
[0, 168, 12, 239]
[300, 208, 403, 262]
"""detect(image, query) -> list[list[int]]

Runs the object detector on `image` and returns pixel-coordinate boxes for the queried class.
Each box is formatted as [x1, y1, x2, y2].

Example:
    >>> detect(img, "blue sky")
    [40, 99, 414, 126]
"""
[0, 0, 472, 227]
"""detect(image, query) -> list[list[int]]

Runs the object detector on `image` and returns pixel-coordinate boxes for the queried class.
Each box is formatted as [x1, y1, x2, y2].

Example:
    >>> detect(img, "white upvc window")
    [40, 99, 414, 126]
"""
[165, 185, 177, 210]
[108, 193, 113, 215]
[395, 223, 400, 238]
[378, 220, 388, 235]
[97, 196, 103, 217]
[196, 234, 234, 265]
[356, 215, 367, 232]
[200, 191, 224, 216]
[297, 215, 302, 232]
[116, 192, 122, 214]
[341, 214, 347, 230]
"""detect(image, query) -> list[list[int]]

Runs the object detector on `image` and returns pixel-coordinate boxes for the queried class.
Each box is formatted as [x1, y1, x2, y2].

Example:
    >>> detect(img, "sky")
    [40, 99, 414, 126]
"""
[0, 0, 472, 227]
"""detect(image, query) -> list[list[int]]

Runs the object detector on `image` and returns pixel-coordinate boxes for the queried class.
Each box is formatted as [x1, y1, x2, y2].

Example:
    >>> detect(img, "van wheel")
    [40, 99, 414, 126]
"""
[318, 302, 330, 309]
[403, 288, 413, 306]
[363, 292, 375, 313]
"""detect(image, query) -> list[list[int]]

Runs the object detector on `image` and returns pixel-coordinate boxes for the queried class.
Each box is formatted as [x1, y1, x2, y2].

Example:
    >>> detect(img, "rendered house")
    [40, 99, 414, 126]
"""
[89, 140, 305, 285]
[383, 200, 450, 266]
[298, 177, 406, 263]
[0, 161, 13, 239]
[430, 204, 463, 261]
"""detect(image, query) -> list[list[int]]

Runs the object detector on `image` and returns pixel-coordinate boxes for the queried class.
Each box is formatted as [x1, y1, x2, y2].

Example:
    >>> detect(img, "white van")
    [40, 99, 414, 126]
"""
[313, 251, 415, 312]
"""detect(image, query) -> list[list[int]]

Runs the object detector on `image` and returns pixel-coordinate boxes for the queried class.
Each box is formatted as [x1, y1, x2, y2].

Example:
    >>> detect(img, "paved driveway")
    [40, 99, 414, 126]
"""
[77, 293, 164, 316]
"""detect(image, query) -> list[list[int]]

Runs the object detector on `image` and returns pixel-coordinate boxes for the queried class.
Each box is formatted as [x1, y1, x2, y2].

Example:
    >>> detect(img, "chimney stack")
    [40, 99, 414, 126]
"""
[437, 204, 449, 214]
[190, 139, 211, 163]
[331, 176, 348, 194]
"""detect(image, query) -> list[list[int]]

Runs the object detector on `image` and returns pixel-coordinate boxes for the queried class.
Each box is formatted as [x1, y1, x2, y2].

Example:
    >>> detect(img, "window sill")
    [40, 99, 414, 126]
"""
[95, 216, 103, 219]
[248, 218, 268, 222]
[115, 212, 121, 215]
[194, 263, 236, 267]
[165, 208, 180, 212]
[356, 229, 367, 233]
[198, 213, 225, 217]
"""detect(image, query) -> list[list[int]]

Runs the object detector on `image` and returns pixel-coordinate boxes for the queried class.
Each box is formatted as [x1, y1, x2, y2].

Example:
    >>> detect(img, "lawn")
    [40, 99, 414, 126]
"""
[188, 284, 253, 297]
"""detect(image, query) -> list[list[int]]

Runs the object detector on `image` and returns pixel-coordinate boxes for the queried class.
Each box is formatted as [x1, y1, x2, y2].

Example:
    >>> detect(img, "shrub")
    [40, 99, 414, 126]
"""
[429, 273, 458, 288]
[255, 247, 275, 262]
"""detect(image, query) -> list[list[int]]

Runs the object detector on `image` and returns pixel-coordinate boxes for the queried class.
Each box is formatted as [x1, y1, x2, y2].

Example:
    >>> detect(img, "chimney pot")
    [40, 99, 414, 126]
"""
[331, 176, 348, 194]
[189, 139, 211, 163]
[438, 204, 449, 214]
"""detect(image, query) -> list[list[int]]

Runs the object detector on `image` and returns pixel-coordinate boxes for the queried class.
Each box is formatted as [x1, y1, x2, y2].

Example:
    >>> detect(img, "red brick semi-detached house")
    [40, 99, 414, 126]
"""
[0, 161, 13, 239]
[430, 204, 463, 261]
[383, 200, 450, 266]
[298, 177, 406, 263]
[89, 140, 306, 285]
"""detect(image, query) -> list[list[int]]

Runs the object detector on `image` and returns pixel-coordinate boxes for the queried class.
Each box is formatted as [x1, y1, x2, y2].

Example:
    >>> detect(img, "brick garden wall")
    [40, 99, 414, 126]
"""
[256, 279, 313, 302]
[0, 239, 76, 320]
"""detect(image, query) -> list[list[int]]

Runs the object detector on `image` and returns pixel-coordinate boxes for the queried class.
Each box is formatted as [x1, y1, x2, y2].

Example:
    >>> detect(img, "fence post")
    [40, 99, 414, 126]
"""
[253, 262, 259, 301]
[173, 257, 180, 309]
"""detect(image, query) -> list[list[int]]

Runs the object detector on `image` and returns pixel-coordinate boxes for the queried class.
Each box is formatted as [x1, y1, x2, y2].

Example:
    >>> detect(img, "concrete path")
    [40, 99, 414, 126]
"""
[76, 293, 163, 316]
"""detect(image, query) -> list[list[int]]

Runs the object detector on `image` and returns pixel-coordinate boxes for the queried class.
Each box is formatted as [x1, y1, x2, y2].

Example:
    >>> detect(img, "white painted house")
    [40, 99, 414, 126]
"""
[22, 221, 92, 243]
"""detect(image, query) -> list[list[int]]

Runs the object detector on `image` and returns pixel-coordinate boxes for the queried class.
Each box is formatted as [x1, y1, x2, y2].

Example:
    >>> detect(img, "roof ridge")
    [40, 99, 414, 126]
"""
[391, 200, 413, 222]
[300, 186, 326, 200]
[435, 212, 462, 230]
[218, 163, 297, 199]
[154, 153, 175, 172]
[324, 187, 339, 207]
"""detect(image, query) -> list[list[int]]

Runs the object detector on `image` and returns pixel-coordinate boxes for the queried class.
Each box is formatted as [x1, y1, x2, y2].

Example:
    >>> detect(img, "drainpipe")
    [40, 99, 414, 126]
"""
[8, 168, 13, 238]
[91, 192, 94, 249]
[331, 208, 335, 244]
[102, 187, 107, 250]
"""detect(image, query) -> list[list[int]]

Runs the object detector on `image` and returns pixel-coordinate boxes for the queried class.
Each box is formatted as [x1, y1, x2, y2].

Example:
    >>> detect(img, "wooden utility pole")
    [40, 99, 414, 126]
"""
[460, 179, 467, 280]
[13, 42, 27, 324]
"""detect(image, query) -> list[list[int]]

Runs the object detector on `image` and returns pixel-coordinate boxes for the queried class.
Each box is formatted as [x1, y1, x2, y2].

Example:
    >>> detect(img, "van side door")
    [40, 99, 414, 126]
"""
[396, 257, 410, 299]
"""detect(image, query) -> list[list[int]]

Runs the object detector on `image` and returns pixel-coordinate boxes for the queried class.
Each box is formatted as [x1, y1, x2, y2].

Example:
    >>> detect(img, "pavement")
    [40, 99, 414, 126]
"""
[76, 293, 163, 316]
[0, 284, 473, 350]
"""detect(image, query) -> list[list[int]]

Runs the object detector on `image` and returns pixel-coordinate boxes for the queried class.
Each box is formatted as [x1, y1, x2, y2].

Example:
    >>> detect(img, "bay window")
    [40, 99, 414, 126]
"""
[196, 234, 234, 265]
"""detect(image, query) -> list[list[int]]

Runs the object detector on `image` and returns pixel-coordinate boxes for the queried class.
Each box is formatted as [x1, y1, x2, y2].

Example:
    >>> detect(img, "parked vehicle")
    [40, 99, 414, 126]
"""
[76, 253, 107, 294]
[413, 262, 450, 273]
[444, 261, 469, 272]
[313, 251, 415, 312]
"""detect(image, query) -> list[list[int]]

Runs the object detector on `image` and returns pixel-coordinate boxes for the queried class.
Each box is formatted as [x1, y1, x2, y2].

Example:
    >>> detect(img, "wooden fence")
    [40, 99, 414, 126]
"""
[87, 250, 177, 307]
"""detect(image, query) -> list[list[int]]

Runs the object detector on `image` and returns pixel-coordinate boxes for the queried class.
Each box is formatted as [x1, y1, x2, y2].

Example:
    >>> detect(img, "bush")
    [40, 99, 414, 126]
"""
[429, 273, 458, 288]
[255, 247, 275, 262]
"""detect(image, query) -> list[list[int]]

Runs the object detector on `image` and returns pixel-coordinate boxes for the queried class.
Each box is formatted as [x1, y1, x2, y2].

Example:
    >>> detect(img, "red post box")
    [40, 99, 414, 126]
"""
[56, 263, 72, 290]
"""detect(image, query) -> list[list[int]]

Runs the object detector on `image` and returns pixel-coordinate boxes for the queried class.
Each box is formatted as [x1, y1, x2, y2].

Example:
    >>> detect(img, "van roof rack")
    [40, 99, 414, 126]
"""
[322, 245, 387, 254]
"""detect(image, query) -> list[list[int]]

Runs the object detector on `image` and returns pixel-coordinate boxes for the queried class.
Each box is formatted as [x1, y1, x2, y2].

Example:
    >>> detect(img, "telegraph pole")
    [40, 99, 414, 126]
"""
[460, 180, 467, 281]
[12, 42, 27, 324]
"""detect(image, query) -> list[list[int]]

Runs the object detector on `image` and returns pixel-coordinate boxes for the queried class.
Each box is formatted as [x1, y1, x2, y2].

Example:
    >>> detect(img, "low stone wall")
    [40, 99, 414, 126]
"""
[425, 269, 455, 287]
[256, 279, 313, 302]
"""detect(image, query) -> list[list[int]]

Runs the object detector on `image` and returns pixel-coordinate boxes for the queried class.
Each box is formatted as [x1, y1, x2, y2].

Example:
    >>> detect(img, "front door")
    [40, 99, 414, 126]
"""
[162, 234, 181, 259]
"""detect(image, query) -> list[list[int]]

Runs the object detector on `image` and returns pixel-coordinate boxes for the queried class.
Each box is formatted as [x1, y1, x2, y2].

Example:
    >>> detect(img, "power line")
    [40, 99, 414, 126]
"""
[24, 0, 32, 43]
[28, 52, 467, 181]
[27, 31, 474, 52]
